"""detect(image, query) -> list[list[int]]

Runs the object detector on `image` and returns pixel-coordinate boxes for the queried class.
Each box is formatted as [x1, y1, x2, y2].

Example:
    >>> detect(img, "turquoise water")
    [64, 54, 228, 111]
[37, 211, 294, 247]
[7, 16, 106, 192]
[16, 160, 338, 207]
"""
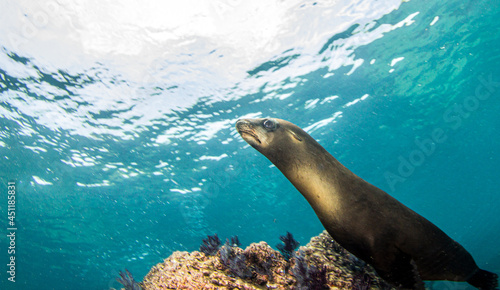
[1, 0, 499, 289]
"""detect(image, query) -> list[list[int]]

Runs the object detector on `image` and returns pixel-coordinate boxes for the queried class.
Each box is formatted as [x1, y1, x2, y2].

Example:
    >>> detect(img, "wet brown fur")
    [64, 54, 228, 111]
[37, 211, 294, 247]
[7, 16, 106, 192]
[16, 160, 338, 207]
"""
[236, 118, 497, 289]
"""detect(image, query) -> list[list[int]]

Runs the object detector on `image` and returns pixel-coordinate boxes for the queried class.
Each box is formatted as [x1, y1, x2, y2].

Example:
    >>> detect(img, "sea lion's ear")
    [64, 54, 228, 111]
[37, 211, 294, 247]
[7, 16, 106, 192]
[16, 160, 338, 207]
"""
[287, 129, 302, 141]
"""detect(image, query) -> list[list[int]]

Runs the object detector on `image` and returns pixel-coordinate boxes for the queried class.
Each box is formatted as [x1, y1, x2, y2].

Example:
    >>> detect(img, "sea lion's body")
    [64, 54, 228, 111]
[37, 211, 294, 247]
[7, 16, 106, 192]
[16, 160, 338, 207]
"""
[236, 118, 498, 289]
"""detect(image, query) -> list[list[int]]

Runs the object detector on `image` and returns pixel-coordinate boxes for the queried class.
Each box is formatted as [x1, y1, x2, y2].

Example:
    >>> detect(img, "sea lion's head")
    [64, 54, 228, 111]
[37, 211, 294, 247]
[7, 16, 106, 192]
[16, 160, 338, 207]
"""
[236, 118, 302, 147]
[236, 118, 339, 210]
[235, 118, 313, 167]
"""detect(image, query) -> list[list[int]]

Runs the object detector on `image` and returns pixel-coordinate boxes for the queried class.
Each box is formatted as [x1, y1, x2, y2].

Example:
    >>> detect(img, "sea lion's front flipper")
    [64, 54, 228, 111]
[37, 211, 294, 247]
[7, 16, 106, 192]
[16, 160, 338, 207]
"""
[377, 253, 425, 290]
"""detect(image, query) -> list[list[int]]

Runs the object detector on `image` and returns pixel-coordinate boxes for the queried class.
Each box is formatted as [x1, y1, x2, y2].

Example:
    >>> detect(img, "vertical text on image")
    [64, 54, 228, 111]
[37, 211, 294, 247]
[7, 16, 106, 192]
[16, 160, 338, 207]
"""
[7, 181, 16, 283]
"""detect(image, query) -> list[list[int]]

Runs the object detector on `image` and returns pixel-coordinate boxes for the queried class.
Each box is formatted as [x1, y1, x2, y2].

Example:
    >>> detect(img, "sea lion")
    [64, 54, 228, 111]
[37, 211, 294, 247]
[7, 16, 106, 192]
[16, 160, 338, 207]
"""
[236, 118, 498, 290]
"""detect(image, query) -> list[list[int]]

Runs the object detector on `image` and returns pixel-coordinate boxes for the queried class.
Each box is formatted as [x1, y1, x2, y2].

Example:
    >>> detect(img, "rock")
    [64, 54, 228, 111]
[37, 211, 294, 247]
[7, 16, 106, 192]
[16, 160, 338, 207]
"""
[140, 231, 396, 289]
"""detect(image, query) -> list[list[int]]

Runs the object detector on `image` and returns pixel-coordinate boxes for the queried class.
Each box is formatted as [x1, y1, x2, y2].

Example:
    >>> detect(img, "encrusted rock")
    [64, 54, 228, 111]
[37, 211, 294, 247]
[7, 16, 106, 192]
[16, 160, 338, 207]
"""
[140, 231, 396, 289]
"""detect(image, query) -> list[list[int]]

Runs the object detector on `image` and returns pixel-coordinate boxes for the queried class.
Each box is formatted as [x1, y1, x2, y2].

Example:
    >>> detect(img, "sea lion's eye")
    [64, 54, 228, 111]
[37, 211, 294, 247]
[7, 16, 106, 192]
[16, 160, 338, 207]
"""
[263, 119, 277, 131]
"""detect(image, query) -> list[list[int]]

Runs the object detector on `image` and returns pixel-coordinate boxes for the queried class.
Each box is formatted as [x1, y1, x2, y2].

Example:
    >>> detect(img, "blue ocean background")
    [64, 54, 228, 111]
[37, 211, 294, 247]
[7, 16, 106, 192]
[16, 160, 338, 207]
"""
[1, 0, 499, 289]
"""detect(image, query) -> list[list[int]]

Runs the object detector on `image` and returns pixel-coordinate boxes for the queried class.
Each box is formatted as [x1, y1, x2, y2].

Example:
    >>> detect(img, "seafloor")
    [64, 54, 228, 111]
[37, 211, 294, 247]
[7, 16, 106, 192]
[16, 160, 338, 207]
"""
[139, 231, 396, 289]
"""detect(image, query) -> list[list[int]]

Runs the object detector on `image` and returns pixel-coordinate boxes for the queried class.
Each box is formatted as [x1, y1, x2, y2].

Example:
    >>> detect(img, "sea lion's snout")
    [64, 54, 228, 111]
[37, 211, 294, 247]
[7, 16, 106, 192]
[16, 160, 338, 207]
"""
[235, 119, 252, 133]
[235, 119, 249, 127]
[236, 119, 262, 146]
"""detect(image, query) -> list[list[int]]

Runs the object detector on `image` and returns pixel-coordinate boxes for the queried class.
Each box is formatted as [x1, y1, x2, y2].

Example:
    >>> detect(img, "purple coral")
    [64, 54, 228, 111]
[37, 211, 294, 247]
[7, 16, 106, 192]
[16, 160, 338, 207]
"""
[116, 269, 142, 290]
[276, 232, 300, 261]
[226, 235, 241, 247]
[219, 245, 252, 278]
[200, 233, 221, 256]
[291, 251, 328, 290]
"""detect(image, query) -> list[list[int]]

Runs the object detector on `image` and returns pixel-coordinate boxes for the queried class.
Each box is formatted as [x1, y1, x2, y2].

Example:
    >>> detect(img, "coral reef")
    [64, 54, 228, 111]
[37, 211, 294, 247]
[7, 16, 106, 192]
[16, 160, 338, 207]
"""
[276, 232, 300, 261]
[141, 241, 291, 289]
[219, 245, 252, 278]
[351, 272, 372, 290]
[140, 231, 396, 289]
[116, 269, 142, 290]
[292, 250, 328, 290]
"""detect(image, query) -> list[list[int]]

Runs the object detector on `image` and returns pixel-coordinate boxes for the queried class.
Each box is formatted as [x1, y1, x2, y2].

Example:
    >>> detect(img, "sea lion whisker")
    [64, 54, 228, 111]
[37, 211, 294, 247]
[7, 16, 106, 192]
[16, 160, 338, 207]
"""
[238, 129, 261, 144]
